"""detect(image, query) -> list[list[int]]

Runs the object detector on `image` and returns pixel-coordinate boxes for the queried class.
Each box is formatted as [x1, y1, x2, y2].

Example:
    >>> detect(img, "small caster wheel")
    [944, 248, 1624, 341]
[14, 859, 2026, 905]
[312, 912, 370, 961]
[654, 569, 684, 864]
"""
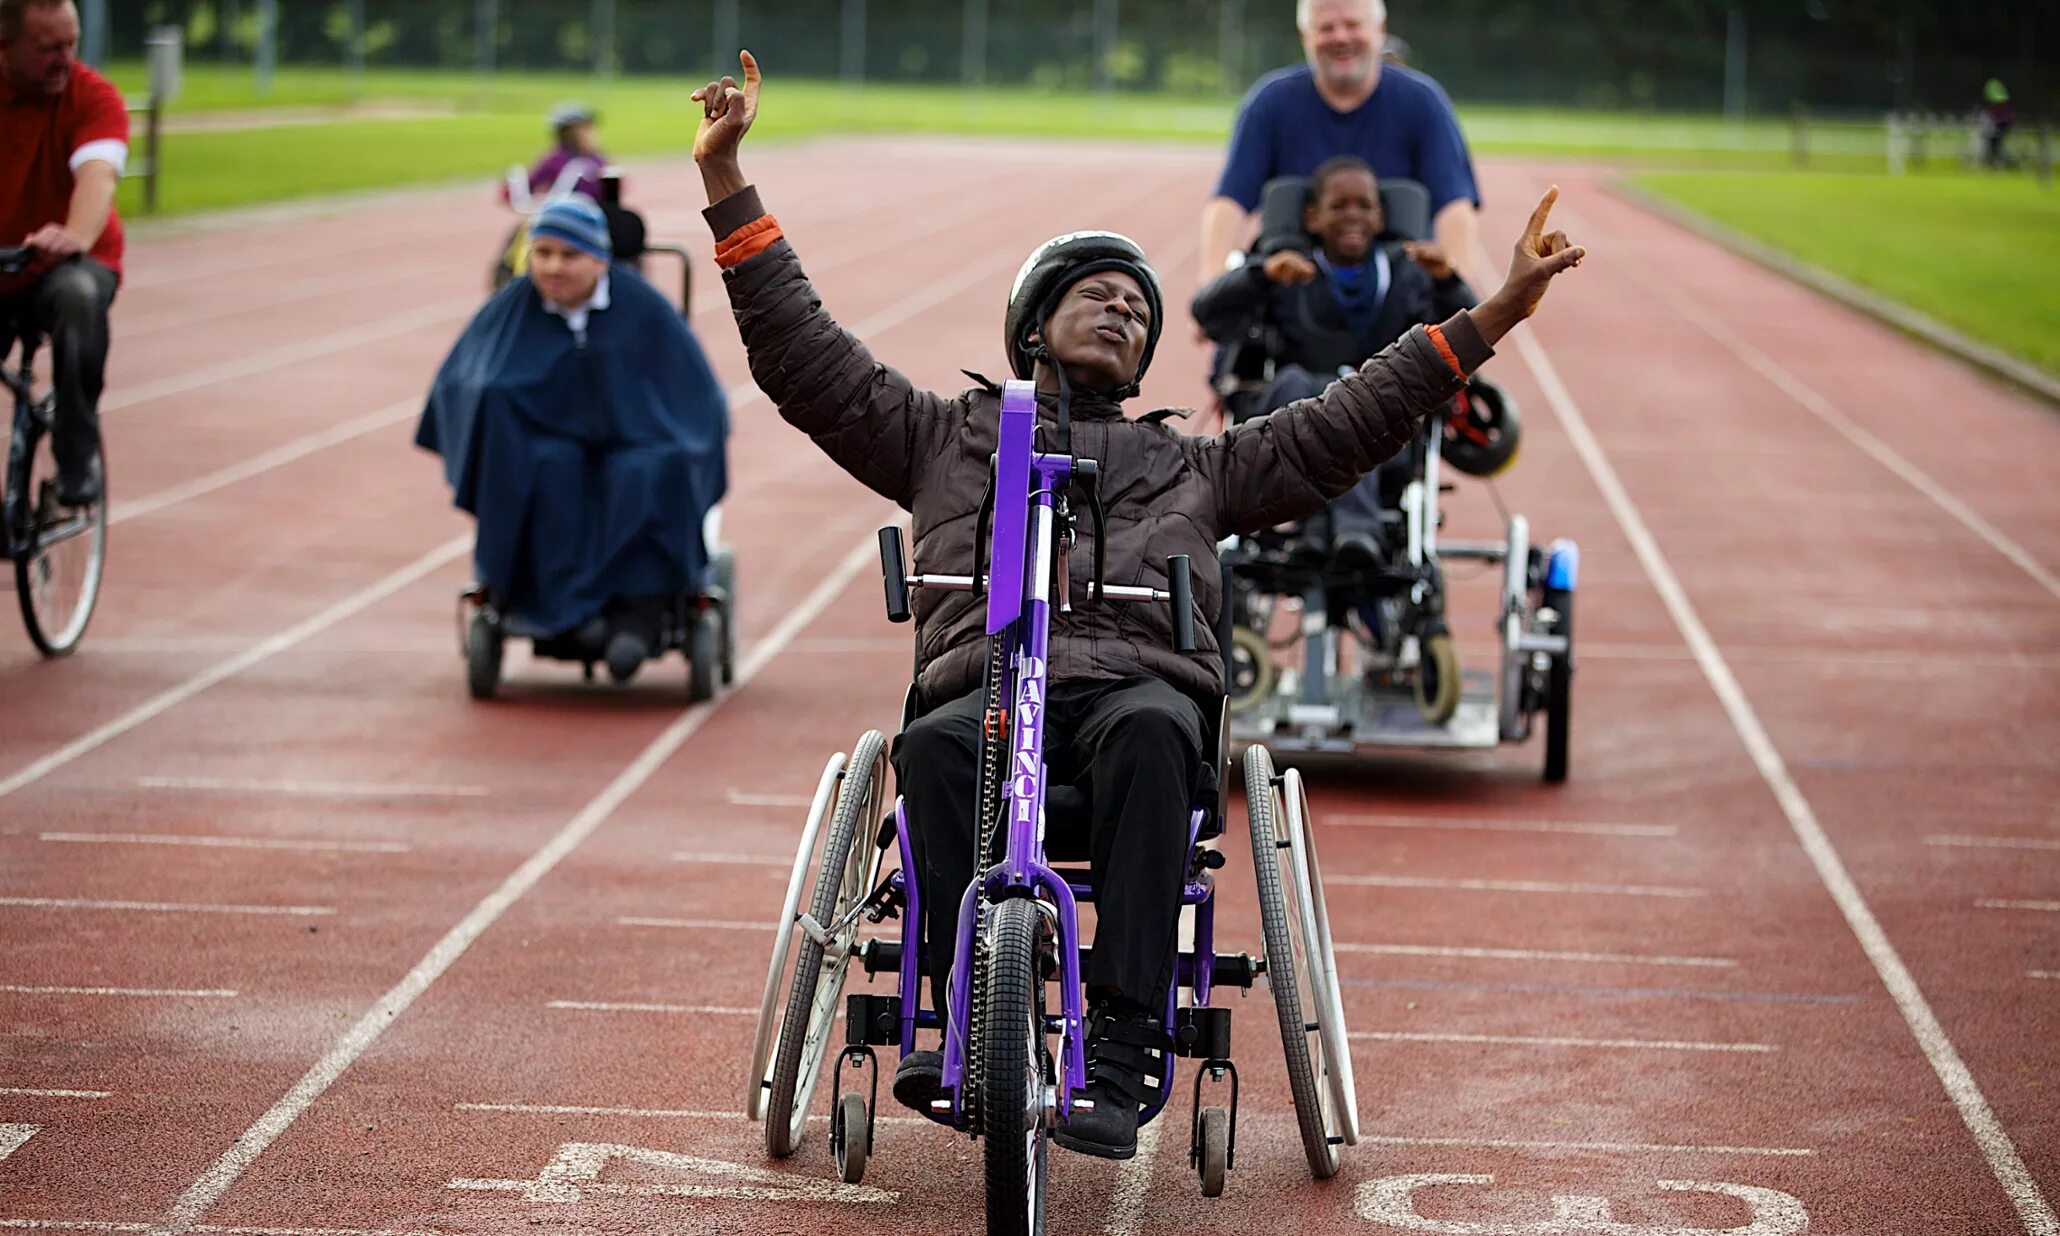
[833, 1091, 870, 1184]
[1197, 1105, 1229, 1197]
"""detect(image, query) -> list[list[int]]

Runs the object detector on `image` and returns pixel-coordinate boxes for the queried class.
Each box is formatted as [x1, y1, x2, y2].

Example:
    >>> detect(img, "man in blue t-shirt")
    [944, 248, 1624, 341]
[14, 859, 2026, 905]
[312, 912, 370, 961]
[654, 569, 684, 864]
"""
[1200, 0, 1483, 290]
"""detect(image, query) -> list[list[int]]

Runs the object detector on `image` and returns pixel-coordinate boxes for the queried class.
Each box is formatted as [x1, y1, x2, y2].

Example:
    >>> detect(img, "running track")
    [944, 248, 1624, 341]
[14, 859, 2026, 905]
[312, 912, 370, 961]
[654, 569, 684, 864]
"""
[1, 138, 2055, 1236]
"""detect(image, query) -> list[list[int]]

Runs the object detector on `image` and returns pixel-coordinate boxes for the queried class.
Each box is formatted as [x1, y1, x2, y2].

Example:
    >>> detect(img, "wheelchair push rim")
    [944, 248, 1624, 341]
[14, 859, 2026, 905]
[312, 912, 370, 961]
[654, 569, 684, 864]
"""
[1244, 745, 1356, 1179]
[12, 425, 106, 658]
[746, 751, 848, 1121]
[1282, 768, 1360, 1141]
[759, 731, 889, 1158]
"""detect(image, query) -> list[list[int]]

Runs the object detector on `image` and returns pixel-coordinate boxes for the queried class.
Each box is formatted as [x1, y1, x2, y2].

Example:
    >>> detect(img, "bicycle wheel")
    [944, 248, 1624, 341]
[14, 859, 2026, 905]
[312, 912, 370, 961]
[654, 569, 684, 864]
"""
[979, 896, 1049, 1236]
[763, 730, 888, 1159]
[14, 421, 105, 658]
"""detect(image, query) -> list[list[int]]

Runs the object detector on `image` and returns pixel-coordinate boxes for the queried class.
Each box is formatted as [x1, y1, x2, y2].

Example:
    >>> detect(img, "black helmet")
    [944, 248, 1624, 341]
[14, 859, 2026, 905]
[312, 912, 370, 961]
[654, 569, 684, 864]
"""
[1441, 375, 1523, 477]
[1004, 231, 1164, 392]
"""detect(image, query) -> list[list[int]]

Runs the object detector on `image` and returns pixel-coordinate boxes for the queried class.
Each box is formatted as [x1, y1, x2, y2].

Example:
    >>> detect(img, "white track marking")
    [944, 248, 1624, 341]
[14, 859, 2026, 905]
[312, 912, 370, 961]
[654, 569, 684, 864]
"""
[146, 532, 884, 1236]
[135, 777, 485, 798]
[1101, 1111, 1166, 1235]
[1, 1224, 449, 1235]
[1510, 321, 2059, 1233]
[0, 986, 236, 999]
[2030, 972, 2058, 981]
[545, 1001, 755, 1016]
[1624, 266, 2060, 603]
[0, 1127, 34, 1163]
[1360, 1132, 1811, 1157]
[1928, 836, 2060, 853]
[111, 403, 417, 526]
[0, 537, 470, 802]
[1333, 942, 1736, 968]
[1329, 875, 1704, 898]
[0, 898, 332, 917]
[0, 1089, 111, 1099]
[1350, 1030, 1772, 1053]
[616, 916, 774, 931]
[1582, 642, 2060, 671]
[668, 852, 790, 865]
[102, 302, 472, 414]
[453, 1102, 924, 1126]
[725, 791, 813, 808]
[39, 833, 410, 854]
[1329, 815, 1675, 838]
[1978, 900, 2060, 913]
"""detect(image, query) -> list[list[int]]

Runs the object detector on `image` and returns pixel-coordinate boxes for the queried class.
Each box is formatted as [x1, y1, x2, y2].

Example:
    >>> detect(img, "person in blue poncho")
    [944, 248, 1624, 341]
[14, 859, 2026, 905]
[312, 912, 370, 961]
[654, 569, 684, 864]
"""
[419, 194, 729, 683]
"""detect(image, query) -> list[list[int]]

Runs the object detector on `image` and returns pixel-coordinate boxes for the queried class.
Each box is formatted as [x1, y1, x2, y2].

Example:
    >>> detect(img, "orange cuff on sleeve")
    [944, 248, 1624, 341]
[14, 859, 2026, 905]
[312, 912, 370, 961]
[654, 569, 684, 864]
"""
[1425, 323, 1466, 377]
[715, 215, 783, 268]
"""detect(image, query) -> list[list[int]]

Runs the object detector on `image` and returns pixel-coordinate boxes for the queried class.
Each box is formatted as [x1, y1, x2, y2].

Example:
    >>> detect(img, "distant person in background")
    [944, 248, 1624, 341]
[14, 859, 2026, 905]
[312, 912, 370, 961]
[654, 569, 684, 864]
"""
[1980, 79, 2016, 169]
[1199, 0, 1484, 293]
[527, 102, 608, 202]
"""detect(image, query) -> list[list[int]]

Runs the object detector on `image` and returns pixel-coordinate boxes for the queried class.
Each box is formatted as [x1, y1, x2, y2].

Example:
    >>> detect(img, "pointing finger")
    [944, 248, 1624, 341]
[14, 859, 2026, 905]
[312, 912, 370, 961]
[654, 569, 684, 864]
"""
[1525, 185, 1560, 241]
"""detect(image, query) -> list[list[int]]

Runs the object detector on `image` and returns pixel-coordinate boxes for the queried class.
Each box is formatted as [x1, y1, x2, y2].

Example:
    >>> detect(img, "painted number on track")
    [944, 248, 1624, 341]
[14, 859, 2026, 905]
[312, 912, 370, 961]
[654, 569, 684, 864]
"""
[1356, 1174, 1808, 1235]
[0, 1126, 35, 1165]
[448, 1141, 898, 1205]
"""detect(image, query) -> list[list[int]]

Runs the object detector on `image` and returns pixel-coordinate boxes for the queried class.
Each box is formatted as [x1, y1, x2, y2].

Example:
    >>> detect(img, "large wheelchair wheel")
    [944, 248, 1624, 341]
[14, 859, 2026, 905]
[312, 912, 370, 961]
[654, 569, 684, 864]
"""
[753, 731, 888, 1158]
[686, 606, 719, 702]
[713, 550, 737, 685]
[1543, 584, 1573, 784]
[13, 425, 106, 658]
[980, 896, 1050, 1236]
[464, 610, 502, 700]
[1244, 745, 1358, 1178]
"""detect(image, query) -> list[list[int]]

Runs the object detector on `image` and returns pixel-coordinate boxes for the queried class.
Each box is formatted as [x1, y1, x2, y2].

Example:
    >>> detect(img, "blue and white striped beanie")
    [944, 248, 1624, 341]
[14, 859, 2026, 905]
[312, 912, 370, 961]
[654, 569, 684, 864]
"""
[531, 193, 611, 261]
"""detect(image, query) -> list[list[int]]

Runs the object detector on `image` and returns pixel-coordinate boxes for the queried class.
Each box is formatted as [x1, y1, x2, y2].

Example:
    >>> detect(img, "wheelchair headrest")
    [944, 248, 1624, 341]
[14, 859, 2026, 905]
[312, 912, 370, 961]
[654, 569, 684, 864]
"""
[1254, 174, 1435, 258]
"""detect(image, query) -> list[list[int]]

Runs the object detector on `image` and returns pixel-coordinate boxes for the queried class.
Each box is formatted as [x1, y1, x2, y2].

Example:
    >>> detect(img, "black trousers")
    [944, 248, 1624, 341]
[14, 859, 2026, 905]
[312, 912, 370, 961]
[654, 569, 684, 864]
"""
[1263, 363, 1413, 543]
[1, 258, 119, 479]
[893, 676, 1205, 1014]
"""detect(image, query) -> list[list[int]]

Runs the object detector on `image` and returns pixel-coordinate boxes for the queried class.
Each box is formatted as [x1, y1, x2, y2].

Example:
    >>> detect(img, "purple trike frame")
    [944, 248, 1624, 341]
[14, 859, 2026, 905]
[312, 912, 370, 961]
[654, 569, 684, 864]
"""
[884, 379, 1216, 1132]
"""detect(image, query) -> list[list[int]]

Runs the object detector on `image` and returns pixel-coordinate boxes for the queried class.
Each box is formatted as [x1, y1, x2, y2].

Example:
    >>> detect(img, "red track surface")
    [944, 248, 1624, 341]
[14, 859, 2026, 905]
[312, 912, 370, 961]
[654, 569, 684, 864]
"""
[1, 140, 2054, 1236]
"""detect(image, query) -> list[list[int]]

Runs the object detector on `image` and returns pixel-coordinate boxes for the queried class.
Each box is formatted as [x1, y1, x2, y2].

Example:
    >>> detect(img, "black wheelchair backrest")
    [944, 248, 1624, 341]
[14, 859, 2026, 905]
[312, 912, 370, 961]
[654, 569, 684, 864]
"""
[1254, 174, 1435, 257]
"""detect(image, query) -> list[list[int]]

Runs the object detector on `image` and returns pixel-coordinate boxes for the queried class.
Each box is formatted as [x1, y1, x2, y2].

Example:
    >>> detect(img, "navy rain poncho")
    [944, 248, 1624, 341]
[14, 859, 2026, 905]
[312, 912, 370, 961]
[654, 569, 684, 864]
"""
[418, 266, 728, 635]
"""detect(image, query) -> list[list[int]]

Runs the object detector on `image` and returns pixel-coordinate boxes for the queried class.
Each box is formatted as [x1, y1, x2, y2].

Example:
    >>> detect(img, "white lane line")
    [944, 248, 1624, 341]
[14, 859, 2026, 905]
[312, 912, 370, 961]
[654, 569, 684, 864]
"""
[725, 791, 812, 808]
[1582, 642, 2060, 671]
[102, 301, 472, 414]
[0, 898, 333, 917]
[616, 917, 773, 931]
[146, 531, 885, 1236]
[0, 1224, 450, 1235]
[1360, 1133, 1812, 1158]
[0, 986, 237, 999]
[1625, 265, 2060, 603]
[111, 402, 417, 527]
[136, 777, 486, 798]
[39, 833, 411, 854]
[0, 1089, 111, 1099]
[545, 1001, 755, 1016]
[1928, 836, 2060, 853]
[1351, 1030, 1773, 1053]
[1329, 875, 1705, 898]
[1101, 1109, 1166, 1235]
[2031, 972, 2059, 981]
[1330, 815, 1676, 838]
[668, 852, 788, 865]
[1511, 321, 2059, 1233]
[454, 1102, 927, 1126]
[1977, 899, 2060, 913]
[0, 536, 471, 802]
[1334, 942, 1737, 969]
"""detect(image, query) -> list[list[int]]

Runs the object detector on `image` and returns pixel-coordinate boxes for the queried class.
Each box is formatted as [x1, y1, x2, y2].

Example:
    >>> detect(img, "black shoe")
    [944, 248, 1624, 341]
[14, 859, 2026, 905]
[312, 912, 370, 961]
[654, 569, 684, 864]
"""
[891, 1048, 944, 1115]
[1051, 1001, 1169, 1160]
[604, 630, 649, 683]
[55, 465, 101, 509]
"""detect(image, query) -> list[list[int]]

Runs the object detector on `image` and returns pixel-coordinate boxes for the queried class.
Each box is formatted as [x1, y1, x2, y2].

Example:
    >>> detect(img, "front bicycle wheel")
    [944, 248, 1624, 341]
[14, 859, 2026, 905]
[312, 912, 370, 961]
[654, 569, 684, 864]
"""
[14, 420, 105, 658]
[980, 896, 1050, 1236]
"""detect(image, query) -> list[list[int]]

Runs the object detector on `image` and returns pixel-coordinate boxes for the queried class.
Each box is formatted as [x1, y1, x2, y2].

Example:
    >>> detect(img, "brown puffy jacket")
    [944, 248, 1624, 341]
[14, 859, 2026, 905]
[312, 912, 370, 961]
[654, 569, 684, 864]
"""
[706, 187, 1493, 707]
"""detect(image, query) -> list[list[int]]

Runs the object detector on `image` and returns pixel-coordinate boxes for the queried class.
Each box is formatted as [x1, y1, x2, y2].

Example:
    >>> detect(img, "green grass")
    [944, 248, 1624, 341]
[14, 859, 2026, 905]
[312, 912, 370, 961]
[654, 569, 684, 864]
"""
[1631, 169, 2060, 376]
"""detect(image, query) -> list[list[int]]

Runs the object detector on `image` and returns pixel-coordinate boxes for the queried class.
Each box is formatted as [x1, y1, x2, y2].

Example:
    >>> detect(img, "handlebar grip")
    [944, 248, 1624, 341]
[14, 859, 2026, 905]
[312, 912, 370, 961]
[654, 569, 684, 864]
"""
[0, 248, 30, 276]
[1167, 555, 1196, 653]
[879, 526, 912, 624]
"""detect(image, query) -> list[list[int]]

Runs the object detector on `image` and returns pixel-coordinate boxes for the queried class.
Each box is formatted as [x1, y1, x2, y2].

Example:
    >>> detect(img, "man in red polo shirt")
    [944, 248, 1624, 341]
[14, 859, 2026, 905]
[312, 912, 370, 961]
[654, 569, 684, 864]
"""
[1, 0, 125, 506]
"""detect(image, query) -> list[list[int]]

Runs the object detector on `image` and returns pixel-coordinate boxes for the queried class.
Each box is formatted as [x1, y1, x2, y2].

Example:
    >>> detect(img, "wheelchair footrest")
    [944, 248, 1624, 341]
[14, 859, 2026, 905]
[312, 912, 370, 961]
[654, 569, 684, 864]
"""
[1174, 1005, 1233, 1060]
[845, 993, 902, 1047]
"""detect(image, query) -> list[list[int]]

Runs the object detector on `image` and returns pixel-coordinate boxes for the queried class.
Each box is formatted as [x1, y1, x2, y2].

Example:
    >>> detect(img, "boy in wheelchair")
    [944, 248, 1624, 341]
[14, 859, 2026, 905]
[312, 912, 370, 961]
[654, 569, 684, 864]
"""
[420, 194, 729, 683]
[694, 53, 1580, 1159]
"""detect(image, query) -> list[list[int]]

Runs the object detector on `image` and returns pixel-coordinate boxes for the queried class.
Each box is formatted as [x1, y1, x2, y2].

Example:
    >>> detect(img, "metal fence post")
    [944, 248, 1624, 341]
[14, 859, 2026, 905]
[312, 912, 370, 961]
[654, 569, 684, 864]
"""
[962, 0, 987, 90]
[221, 0, 238, 64]
[841, 0, 866, 88]
[476, 0, 497, 83]
[714, 0, 739, 77]
[254, 0, 276, 97]
[1094, 0, 1116, 94]
[1722, 7, 1746, 130]
[80, 0, 107, 65]
[347, 0, 366, 96]
[1219, 0, 1243, 94]
[593, 0, 617, 77]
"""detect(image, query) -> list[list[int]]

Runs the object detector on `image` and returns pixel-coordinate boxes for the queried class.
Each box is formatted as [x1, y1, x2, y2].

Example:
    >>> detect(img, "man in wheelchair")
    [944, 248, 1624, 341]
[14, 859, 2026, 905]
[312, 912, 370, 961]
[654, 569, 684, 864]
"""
[419, 194, 729, 683]
[694, 52, 1580, 1159]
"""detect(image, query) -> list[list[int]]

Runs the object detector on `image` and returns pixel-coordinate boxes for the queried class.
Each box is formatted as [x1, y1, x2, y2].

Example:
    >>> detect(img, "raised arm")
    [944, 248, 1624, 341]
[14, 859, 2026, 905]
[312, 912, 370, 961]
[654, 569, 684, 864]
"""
[1201, 187, 1585, 533]
[692, 52, 948, 507]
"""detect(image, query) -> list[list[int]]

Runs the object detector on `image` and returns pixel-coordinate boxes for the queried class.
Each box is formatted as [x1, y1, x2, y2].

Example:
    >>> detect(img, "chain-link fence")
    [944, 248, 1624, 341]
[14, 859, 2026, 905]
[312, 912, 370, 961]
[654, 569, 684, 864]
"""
[96, 0, 2051, 119]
